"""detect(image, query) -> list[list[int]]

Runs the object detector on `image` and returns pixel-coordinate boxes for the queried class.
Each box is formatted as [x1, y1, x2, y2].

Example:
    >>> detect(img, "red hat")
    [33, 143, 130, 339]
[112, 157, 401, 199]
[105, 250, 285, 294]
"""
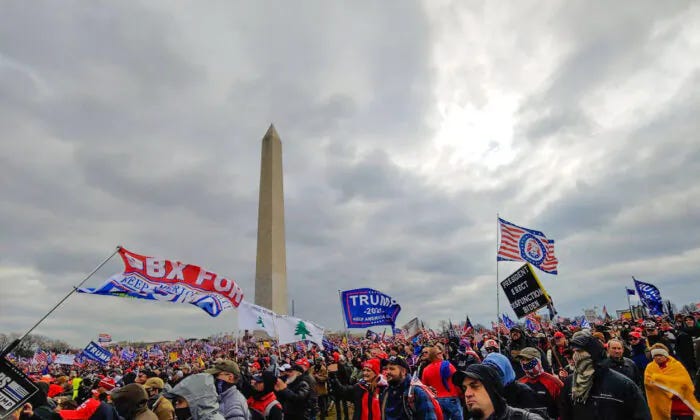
[251, 362, 261, 370]
[332, 352, 340, 363]
[362, 359, 381, 376]
[376, 351, 388, 360]
[98, 377, 116, 392]
[296, 359, 311, 370]
[554, 332, 565, 339]
[629, 331, 642, 339]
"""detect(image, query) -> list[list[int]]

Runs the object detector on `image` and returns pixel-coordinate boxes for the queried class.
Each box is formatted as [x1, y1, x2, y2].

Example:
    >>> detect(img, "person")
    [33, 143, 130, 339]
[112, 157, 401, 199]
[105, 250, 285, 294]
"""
[559, 333, 650, 420]
[27, 382, 62, 420]
[144, 377, 176, 420]
[644, 343, 700, 420]
[111, 383, 159, 420]
[166, 373, 225, 420]
[205, 359, 250, 420]
[451, 340, 481, 372]
[328, 358, 384, 420]
[247, 372, 283, 420]
[329, 354, 352, 420]
[380, 356, 442, 420]
[59, 384, 116, 420]
[515, 347, 563, 419]
[451, 364, 544, 420]
[600, 339, 643, 389]
[420, 343, 463, 420]
[482, 353, 538, 411]
[310, 357, 329, 419]
[675, 315, 700, 375]
[645, 321, 675, 356]
[274, 363, 315, 420]
[628, 331, 651, 373]
[547, 332, 569, 379]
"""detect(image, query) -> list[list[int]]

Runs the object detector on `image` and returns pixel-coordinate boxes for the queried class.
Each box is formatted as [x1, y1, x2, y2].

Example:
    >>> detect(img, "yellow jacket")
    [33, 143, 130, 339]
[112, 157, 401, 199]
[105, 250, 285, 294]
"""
[644, 356, 700, 420]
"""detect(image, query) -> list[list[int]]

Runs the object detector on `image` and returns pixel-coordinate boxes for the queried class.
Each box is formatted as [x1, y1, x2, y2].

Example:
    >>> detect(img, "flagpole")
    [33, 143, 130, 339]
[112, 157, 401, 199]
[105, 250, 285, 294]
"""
[2, 246, 121, 357]
[496, 213, 501, 349]
[626, 286, 634, 321]
[337, 289, 350, 342]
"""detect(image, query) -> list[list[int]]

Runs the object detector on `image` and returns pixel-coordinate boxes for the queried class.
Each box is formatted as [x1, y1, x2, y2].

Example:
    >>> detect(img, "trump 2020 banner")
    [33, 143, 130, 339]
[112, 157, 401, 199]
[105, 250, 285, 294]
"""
[340, 288, 401, 328]
[81, 342, 112, 365]
[78, 247, 244, 317]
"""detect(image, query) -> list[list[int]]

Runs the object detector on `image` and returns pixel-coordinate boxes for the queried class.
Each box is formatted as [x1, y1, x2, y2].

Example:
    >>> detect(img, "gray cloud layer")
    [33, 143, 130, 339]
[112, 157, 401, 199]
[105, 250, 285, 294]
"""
[1, 1, 699, 345]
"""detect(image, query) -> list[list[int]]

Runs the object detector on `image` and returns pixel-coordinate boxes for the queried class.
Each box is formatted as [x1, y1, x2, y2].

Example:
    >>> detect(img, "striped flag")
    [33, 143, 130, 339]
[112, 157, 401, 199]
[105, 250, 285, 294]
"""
[33, 349, 48, 366]
[497, 218, 558, 275]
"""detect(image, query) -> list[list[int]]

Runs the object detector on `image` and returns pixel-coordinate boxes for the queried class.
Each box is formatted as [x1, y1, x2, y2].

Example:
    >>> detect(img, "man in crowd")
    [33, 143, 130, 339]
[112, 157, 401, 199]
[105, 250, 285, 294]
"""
[274, 362, 315, 420]
[111, 383, 159, 420]
[205, 359, 250, 420]
[381, 356, 441, 419]
[420, 343, 463, 420]
[144, 377, 175, 420]
[559, 334, 650, 419]
[452, 364, 545, 420]
[600, 338, 643, 389]
[516, 347, 564, 419]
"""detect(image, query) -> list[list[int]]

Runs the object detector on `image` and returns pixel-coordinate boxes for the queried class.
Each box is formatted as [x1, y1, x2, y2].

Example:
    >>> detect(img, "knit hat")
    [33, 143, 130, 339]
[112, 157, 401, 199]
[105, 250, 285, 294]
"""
[570, 334, 606, 363]
[362, 359, 381, 376]
[649, 343, 670, 358]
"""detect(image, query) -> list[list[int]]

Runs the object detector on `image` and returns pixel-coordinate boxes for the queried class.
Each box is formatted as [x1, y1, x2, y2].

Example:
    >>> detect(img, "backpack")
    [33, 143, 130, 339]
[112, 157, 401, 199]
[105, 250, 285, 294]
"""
[405, 377, 443, 420]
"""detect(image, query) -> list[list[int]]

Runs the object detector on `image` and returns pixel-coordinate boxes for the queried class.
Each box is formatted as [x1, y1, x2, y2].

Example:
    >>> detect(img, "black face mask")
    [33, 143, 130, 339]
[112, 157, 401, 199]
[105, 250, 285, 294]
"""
[175, 407, 191, 420]
[215, 379, 235, 394]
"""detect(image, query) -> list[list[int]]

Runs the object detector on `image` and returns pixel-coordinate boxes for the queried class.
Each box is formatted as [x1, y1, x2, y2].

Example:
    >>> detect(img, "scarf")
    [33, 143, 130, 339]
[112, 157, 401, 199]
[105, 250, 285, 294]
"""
[521, 358, 544, 378]
[572, 351, 595, 404]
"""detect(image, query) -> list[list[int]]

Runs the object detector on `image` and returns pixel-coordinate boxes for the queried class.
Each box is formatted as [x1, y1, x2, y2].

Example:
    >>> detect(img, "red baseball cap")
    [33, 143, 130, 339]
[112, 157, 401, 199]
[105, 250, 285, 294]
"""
[554, 332, 565, 339]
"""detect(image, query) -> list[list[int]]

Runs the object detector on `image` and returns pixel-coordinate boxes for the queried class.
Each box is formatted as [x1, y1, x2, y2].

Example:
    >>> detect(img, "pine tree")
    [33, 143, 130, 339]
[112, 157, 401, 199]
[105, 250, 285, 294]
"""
[294, 321, 312, 340]
[257, 316, 265, 328]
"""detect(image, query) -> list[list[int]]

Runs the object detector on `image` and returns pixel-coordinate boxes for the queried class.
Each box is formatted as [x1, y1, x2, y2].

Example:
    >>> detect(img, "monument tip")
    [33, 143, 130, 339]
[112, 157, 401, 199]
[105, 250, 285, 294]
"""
[264, 123, 280, 141]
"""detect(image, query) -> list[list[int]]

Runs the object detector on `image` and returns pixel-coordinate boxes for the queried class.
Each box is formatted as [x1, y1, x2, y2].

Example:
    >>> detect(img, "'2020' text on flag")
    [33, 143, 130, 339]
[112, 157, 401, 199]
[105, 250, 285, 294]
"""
[498, 218, 558, 275]
[275, 315, 325, 349]
[237, 300, 277, 337]
[78, 247, 244, 317]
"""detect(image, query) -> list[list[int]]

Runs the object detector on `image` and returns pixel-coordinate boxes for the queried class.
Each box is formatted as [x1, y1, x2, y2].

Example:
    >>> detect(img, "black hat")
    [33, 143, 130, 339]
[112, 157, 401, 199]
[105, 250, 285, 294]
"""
[381, 356, 409, 371]
[452, 364, 506, 415]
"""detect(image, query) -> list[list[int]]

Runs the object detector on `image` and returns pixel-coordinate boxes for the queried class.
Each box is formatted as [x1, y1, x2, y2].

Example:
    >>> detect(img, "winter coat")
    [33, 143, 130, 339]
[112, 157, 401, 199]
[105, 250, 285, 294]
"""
[148, 395, 175, 420]
[599, 357, 643, 390]
[464, 405, 545, 420]
[559, 367, 650, 420]
[218, 385, 251, 420]
[379, 375, 439, 420]
[311, 365, 328, 396]
[331, 377, 383, 420]
[630, 342, 650, 372]
[675, 326, 700, 374]
[169, 373, 225, 420]
[275, 374, 314, 420]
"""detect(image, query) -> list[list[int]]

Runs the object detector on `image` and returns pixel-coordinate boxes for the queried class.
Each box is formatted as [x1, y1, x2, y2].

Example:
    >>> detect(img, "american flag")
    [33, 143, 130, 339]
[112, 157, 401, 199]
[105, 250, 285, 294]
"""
[498, 218, 558, 275]
[33, 349, 48, 366]
[525, 314, 541, 331]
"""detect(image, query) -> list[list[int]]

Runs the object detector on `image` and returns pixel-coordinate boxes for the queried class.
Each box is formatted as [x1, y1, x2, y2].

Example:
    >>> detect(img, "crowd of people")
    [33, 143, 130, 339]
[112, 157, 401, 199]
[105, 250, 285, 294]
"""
[5, 312, 700, 420]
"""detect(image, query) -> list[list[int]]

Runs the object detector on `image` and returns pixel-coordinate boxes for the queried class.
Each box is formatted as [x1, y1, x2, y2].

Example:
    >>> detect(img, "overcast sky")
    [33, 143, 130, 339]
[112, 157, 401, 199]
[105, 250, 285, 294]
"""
[2, 1, 699, 346]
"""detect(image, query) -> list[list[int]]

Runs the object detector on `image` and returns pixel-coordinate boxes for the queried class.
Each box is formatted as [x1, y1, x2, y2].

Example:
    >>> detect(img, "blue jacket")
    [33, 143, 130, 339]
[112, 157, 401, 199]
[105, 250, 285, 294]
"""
[380, 375, 438, 420]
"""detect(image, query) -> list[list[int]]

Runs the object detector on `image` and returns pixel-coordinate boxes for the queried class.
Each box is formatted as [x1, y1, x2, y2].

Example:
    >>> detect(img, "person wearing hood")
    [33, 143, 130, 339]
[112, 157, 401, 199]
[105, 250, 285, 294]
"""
[328, 358, 385, 420]
[451, 364, 544, 420]
[144, 377, 175, 420]
[644, 343, 700, 420]
[205, 360, 250, 420]
[675, 315, 700, 375]
[111, 384, 159, 420]
[246, 372, 282, 420]
[166, 373, 225, 420]
[482, 353, 538, 411]
[559, 333, 650, 420]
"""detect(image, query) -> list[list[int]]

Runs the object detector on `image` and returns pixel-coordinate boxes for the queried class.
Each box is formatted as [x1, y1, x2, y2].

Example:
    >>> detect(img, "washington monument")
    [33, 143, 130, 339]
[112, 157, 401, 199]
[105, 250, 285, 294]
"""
[254, 124, 288, 314]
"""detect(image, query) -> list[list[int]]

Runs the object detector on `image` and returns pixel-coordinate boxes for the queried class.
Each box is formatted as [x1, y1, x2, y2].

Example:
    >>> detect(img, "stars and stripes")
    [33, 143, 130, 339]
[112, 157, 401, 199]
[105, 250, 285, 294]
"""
[497, 217, 558, 275]
[33, 349, 48, 366]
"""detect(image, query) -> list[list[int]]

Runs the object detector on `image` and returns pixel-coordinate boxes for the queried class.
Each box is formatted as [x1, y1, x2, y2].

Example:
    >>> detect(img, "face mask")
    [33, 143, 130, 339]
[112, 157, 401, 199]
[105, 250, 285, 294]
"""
[175, 407, 191, 420]
[215, 379, 235, 394]
[521, 358, 544, 378]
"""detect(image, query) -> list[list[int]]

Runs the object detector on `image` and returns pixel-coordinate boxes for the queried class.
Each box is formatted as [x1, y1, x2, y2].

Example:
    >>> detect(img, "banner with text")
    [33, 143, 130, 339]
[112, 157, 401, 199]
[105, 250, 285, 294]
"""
[53, 354, 76, 365]
[78, 247, 244, 317]
[81, 342, 112, 365]
[340, 288, 401, 328]
[0, 358, 39, 420]
[501, 264, 551, 318]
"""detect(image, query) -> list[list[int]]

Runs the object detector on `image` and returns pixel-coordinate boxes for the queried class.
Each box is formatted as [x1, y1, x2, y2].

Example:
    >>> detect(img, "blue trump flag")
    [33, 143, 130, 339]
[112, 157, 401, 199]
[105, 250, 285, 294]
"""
[501, 314, 516, 330]
[340, 288, 401, 328]
[634, 277, 664, 316]
[81, 341, 112, 365]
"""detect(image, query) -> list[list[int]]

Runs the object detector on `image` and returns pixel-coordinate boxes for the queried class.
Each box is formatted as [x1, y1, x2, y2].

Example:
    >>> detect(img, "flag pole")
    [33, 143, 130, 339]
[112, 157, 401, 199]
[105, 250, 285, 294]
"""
[2, 246, 121, 357]
[626, 286, 634, 321]
[496, 213, 501, 350]
[337, 289, 349, 342]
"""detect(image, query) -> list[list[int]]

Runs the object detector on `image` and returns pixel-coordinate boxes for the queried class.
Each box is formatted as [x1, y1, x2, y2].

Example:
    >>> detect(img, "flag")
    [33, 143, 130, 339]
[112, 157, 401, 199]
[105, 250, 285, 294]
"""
[634, 277, 664, 316]
[464, 316, 474, 334]
[497, 218, 558, 275]
[501, 314, 516, 330]
[626, 288, 636, 296]
[98, 333, 112, 343]
[580, 317, 591, 329]
[33, 349, 48, 366]
[78, 247, 244, 317]
[275, 315, 325, 349]
[602, 305, 612, 321]
[340, 288, 401, 328]
[525, 314, 541, 331]
[402, 317, 422, 337]
[237, 301, 277, 337]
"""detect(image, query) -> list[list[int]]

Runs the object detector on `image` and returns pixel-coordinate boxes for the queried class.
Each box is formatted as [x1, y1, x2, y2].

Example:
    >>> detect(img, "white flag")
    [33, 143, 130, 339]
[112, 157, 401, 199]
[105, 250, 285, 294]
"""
[237, 301, 277, 337]
[275, 315, 325, 349]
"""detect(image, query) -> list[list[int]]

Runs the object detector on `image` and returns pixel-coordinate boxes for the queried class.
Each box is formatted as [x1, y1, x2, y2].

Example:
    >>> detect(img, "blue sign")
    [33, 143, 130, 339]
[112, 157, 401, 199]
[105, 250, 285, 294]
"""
[81, 341, 112, 364]
[634, 278, 664, 316]
[340, 288, 401, 328]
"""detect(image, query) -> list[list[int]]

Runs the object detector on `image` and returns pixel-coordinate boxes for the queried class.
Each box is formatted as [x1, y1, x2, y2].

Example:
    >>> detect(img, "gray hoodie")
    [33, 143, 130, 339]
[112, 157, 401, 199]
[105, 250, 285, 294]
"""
[170, 374, 225, 420]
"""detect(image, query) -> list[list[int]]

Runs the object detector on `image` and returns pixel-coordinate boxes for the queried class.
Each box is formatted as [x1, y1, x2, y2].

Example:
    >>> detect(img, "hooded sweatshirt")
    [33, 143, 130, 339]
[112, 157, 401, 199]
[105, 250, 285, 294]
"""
[169, 374, 225, 420]
[483, 353, 538, 411]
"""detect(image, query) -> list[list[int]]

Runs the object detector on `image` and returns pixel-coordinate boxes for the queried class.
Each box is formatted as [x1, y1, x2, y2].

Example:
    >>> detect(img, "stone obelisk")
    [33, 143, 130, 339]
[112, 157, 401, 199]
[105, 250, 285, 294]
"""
[254, 124, 288, 314]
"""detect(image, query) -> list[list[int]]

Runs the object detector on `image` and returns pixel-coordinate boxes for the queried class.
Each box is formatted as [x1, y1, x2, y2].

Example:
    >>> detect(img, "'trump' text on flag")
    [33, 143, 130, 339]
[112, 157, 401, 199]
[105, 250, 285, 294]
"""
[340, 288, 401, 328]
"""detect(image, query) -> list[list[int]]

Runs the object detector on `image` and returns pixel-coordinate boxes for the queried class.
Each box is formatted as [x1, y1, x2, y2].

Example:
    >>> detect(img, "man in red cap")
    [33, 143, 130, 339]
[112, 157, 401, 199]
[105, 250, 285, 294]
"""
[547, 331, 569, 380]
[628, 331, 650, 372]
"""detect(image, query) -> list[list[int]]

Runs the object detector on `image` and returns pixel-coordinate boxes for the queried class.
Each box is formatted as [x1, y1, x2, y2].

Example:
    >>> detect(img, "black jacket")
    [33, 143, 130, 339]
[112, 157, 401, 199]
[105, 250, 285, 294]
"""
[465, 405, 546, 420]
[599, 357, 643, 390]
[676, 327, 700, 373]
[330, 377, 383, 420]
[504, 381, 540, 411]
[275, 374, 314, 420]
[559, 367, 650, 420]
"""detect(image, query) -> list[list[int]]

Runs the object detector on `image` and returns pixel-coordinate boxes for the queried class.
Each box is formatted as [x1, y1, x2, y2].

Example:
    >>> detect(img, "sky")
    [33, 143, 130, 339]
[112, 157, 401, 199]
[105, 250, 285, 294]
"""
[2, 1, 699, 346]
